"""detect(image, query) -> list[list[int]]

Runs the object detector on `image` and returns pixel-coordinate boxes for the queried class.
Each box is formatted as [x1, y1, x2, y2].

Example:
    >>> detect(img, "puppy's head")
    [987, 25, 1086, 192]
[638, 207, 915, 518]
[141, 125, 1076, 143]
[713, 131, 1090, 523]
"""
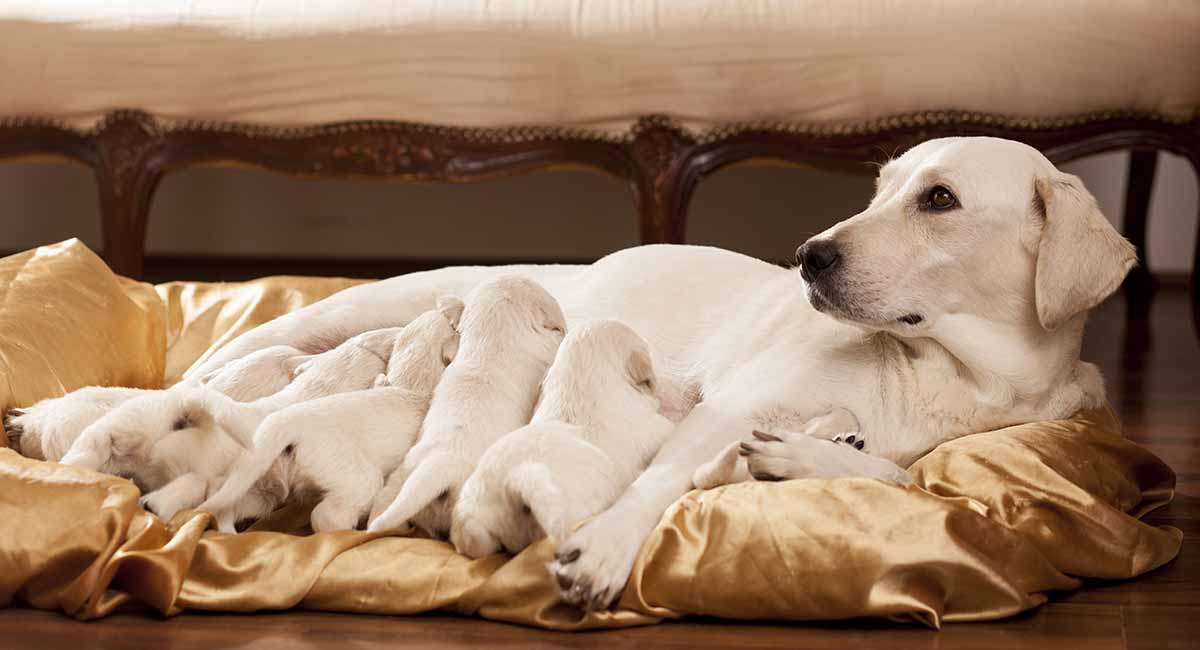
[459, 275, 566, 359]
[60, 389, 219, 490]
[290, 326, 404, 389]
[200, 344, 307, 401]
[382, 299, 463, 391]
[796, 137, 1134, 338]
[537, 319, 661, 421]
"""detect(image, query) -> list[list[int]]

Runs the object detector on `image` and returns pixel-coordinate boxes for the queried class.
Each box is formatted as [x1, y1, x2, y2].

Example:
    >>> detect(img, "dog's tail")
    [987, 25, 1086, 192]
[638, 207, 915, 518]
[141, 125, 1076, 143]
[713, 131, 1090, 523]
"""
[187, 388, 273, 449]
[367, 452, 471, 533]
[198, 411, 297, 517]
[506, 462, 570, 542]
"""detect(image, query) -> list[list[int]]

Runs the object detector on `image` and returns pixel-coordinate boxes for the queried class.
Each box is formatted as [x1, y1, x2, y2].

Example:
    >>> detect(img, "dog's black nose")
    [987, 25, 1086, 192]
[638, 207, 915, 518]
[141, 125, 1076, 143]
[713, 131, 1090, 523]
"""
[796, 239, 841, 282]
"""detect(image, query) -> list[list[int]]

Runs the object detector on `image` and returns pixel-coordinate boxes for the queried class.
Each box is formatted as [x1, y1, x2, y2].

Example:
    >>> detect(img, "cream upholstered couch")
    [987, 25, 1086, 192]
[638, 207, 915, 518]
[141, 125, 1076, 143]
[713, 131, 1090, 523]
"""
[0, 1, 1197, 320]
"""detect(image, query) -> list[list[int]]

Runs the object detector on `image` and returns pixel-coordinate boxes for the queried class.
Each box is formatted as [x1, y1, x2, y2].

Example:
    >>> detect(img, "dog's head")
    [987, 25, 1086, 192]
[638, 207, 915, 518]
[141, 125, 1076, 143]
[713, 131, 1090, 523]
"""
[459, 275, 566, 361]
[797, 137, 1134, 338]
[381, 298, 463, 391]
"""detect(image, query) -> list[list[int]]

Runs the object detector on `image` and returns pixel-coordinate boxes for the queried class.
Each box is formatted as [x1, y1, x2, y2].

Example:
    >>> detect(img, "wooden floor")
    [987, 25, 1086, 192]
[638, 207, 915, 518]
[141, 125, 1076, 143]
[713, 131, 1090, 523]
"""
[0, 283, 1196, 650]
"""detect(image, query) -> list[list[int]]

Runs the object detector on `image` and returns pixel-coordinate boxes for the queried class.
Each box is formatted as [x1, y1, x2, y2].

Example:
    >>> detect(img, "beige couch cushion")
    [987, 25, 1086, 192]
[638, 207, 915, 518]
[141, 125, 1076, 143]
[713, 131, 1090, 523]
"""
[1, 1, 1196, 131]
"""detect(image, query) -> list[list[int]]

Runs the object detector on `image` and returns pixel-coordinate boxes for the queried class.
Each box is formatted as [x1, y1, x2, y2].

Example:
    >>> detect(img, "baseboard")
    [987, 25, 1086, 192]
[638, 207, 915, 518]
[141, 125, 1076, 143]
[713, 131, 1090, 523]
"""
[137, 254, 600, 283]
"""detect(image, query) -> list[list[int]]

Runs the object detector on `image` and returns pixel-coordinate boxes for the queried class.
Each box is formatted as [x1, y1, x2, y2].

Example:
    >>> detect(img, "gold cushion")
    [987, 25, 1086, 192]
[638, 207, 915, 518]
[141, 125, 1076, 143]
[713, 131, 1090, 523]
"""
[0, 239, 163, 432]
[0, 240, 1180, 628]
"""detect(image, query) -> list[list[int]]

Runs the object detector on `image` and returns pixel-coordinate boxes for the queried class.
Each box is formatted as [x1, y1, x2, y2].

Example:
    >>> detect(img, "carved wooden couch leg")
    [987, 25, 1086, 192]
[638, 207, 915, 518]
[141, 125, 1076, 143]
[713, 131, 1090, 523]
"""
[629, 117, 698, 244]
[1122, 150, 1158, 305]
[91, 111, 165, 279]
[1189, 150, 1200, 337]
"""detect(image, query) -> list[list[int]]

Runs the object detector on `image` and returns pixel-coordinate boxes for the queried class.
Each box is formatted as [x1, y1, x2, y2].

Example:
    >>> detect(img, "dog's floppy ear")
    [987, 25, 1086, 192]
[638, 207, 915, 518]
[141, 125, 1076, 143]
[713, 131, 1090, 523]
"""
[436, 296, 465, 331]
[1030, 173, 1136, 331]
[626, 347, 658, 397]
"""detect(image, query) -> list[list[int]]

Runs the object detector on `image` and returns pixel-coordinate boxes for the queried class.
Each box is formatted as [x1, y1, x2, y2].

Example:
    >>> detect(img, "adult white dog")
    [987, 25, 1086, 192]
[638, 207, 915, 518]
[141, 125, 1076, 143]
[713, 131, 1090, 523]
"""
[189, 137, 1133, 610]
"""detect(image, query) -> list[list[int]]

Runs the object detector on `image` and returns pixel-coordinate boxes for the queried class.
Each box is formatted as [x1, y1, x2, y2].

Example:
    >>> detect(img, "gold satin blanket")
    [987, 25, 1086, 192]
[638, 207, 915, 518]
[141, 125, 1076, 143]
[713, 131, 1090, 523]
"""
[0, 240, 1181, 629]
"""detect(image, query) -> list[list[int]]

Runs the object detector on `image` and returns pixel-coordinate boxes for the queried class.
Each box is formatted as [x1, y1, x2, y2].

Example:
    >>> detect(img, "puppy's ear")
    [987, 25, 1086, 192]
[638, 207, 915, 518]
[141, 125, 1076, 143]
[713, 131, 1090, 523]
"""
[626, 347, 658, 397]
[283, 355, 316, 377]
[1030, 173, 1136, 331]
[441, 335, 460, 366]
[436, 296, 465, 331]
[169, 402, 213, 433]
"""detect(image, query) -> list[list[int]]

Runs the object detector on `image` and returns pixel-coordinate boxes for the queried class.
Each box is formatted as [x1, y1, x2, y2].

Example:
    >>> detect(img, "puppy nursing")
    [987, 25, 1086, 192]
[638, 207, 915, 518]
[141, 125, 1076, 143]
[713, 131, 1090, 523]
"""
[199, 301, 462, 532]
[367, 276, 567, 538]
[452, 320, 674, 558]
[4, 344, 305, 463]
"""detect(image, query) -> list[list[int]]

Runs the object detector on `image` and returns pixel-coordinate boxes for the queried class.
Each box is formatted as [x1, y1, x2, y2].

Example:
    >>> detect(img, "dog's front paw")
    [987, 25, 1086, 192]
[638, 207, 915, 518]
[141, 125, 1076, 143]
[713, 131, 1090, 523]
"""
[547, 512, 642, 611]
[739, 429, 912, 483]
[738, 429, 843, 481]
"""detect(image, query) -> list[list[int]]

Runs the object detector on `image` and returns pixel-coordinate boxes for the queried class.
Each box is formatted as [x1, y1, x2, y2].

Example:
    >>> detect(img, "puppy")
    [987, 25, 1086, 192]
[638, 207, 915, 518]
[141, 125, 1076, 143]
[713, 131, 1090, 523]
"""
[58, 327, 405, 526]
[3, 344, 306, 462]
[178, 326, 413, 455]
[197, 302, 462, 532]
[367, 275, 566, 539]
[451, 320, 674, 558]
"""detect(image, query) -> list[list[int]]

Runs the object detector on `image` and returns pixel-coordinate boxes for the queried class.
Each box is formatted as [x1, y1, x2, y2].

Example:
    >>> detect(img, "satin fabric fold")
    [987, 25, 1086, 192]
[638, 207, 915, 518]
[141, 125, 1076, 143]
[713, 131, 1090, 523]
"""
[0, 240, 1182, 629]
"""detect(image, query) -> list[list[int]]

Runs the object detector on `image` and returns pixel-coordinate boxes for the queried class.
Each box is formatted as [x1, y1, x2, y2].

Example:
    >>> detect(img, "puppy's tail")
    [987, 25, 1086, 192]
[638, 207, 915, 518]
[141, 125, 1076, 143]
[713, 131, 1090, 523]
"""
[367, 452, 471, 533]
[506, 462, 570, 542]
[185, 387, 272, 449]
[199, 411, 297, 517]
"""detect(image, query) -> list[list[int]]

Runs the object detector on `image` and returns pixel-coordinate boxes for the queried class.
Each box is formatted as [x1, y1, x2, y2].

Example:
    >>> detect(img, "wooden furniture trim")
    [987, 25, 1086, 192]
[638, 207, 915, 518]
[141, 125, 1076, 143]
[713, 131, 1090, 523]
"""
[1, 109, 1196, 326]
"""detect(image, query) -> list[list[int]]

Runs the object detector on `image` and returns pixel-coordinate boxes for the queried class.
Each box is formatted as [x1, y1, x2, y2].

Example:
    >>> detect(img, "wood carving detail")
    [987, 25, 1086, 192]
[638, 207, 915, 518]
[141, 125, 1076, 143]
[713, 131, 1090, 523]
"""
[320, 131, 455, 176]
[92, 111, 164, 197]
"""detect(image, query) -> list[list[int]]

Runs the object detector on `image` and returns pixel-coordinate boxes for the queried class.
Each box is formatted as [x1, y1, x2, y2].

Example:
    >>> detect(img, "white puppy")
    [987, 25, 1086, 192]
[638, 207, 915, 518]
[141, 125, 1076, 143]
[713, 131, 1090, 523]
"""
[3, 344, 305, 462]
[367, 276, 566, 539]
[197, 303, 462, 532]
[58, 328, 404, 525]
[451, 320, 673, 559]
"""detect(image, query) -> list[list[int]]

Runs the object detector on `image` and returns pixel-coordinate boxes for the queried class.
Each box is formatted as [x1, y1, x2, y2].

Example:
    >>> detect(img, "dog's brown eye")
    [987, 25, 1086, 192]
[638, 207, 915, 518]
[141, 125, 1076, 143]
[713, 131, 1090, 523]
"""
[927, 186, 958, 210]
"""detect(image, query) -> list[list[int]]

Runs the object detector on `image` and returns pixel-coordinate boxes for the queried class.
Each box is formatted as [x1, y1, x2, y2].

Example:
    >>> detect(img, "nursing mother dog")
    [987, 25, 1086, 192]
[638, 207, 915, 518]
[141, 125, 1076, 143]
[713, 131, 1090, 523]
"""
[191, 137, 1134, 611]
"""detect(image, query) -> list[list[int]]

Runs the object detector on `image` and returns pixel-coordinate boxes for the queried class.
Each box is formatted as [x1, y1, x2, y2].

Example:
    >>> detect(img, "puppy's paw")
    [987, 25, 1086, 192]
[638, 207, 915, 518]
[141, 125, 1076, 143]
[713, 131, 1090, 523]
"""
[139, 490, 184, 521]
[832, 432, 866, 451]
[3, 408, 26, 449]
[547, 513, 642, 611]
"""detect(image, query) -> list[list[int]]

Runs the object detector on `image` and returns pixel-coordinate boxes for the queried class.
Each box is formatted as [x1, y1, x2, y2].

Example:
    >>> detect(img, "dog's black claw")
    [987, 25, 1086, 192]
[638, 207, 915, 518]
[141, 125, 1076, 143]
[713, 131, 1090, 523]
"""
[855, 440, 865, 450]
[751, 470, 782, 482]
[556, 571, 573, 591]
[557, 547, 581, 564]
[846, 435, 856, 444]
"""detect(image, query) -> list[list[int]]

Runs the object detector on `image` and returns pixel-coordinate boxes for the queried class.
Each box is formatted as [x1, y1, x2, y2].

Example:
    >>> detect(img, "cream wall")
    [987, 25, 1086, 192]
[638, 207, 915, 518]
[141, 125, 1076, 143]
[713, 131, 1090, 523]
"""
[0, 152, 1195, 273]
